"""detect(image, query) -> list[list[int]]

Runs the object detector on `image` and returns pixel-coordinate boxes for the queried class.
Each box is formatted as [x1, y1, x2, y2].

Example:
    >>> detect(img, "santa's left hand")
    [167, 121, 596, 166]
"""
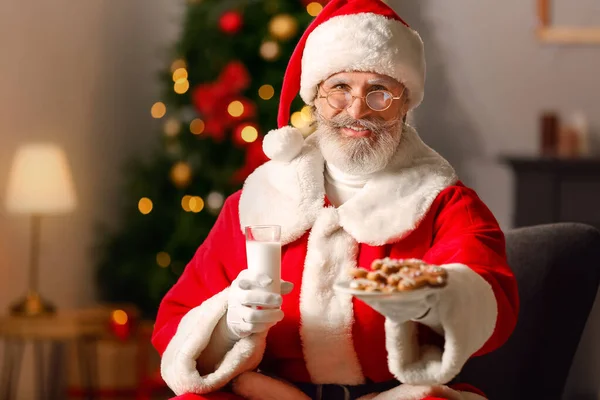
[352, 289, 439, 323]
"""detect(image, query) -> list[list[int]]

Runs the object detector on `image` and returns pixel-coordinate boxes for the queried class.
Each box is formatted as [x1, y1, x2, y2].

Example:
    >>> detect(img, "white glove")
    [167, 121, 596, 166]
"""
[226, 269, 294, 339]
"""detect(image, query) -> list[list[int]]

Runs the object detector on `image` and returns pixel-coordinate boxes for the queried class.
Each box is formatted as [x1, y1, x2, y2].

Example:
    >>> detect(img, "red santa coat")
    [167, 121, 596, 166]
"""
[151, 125, 519, 398]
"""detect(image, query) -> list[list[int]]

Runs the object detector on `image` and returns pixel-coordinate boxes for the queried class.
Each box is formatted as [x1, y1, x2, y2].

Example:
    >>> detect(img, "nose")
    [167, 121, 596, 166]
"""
[345, 95, 372, 120]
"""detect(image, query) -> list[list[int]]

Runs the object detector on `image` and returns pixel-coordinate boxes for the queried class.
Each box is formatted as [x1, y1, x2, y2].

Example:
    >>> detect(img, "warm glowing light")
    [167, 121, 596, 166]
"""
[189, 196, 205, 213]
[151, 102, 166, 119]
[170, 162, 192, 187]
[259, 84, 275, 100]
[172, 68, 188, 82]
[156, 252, 171, 268]
[291, 111, 306, 128]
[228, 101, 244, 117]
[301, 106, 313, 122]
[260, 41, 280, 61]
[174, 80, 190, 94]
[190, 119, 205, 135]
[182, 195, 192, 211]
[138, 198, 153, 214]
[170, 59, 187, 72]
[207, 192, 224, 210]
[269, 14, 298, 41]
[164, 118, 181, 137]
[112, 310, 128, 325]
[307, 2, 323, 17]
[241, 126, 258, 143]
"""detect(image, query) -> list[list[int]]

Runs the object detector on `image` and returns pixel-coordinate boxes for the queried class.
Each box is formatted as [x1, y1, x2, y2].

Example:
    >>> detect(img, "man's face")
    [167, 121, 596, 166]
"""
[314, 71, 408, 174]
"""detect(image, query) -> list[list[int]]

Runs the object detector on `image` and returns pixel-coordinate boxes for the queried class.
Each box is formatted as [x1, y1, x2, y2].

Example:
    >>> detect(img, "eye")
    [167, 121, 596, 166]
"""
[333, 84, 349, 90]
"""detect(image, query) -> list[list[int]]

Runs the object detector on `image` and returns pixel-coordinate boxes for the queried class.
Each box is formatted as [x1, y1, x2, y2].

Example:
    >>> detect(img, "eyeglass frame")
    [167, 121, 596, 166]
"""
[315, 85, 407, 112]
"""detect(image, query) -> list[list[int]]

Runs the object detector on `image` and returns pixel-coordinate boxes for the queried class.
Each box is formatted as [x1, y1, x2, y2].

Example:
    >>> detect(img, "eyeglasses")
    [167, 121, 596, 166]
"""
[317, 88, 405, 112]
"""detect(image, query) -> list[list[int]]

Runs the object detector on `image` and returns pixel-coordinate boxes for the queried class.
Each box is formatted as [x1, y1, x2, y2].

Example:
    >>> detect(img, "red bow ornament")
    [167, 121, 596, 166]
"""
[192, 61, 256, 142]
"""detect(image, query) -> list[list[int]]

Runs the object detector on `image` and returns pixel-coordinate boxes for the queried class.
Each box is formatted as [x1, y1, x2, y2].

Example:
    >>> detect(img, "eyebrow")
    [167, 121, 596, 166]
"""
[367, 78, 397, 86]
[324, 77, 349, 86]
[324, 77, 397, 88]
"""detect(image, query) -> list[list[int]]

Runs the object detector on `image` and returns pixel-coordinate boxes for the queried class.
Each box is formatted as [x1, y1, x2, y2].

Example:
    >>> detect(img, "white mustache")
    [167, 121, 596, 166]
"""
[314, 111, 404, 175]
[318, 112, 401, 137]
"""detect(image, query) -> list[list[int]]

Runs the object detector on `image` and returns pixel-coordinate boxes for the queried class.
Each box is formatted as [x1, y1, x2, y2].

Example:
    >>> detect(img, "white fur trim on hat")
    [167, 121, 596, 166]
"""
[300, 13, 425, 110]
[263, 126, 305, 162]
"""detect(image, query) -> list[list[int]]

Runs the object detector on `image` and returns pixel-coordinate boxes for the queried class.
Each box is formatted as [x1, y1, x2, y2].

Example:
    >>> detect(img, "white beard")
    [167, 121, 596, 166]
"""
[314, 112, 404, 175]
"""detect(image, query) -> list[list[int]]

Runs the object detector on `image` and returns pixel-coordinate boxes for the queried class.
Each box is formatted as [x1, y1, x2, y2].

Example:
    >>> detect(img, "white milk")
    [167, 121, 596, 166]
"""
[245, 240, 282, 293]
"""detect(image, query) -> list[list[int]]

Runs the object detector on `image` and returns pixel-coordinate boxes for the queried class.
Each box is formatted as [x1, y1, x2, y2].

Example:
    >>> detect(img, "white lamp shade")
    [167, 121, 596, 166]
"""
[5, 143, 77, 214]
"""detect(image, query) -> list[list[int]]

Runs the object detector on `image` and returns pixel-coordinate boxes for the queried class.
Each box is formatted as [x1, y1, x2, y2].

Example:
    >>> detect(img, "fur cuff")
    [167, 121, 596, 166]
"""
[385, 264, 497, 385]
[160, 289, 267, 395]
[263, 126, 305, 162]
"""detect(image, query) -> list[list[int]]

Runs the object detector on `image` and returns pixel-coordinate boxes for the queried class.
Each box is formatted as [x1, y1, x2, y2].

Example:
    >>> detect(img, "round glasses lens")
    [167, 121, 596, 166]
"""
[327, 91, 352, 109]
[366, 91, 393, 111]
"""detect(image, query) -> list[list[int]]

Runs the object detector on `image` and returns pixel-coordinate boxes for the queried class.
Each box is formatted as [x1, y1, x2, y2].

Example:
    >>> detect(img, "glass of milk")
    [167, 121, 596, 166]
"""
[245, 225, 282, 294]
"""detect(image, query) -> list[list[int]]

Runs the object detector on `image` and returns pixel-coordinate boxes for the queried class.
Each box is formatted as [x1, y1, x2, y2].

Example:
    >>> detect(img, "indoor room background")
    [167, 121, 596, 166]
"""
[0, 0, 598, 398]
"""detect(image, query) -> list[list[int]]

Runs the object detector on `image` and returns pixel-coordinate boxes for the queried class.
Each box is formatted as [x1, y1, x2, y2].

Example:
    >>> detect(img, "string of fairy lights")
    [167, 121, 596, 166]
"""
[141, 2, 323, 269]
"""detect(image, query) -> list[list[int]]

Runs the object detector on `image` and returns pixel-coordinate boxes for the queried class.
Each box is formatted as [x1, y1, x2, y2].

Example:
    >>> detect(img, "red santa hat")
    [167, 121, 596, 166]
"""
[263, 0, 425, 162]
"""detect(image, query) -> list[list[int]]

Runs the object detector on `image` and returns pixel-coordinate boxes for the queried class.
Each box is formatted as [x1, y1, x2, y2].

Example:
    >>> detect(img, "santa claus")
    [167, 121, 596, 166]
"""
[151, 0, 519, 399]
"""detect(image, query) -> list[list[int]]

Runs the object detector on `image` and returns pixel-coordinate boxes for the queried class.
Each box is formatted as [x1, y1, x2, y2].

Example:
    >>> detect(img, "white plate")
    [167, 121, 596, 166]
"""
[333, 280, 444, 302]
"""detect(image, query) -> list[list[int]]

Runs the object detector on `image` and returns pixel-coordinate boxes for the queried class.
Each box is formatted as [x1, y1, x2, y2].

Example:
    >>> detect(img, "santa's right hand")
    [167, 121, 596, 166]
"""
[225, 269, 292, 339]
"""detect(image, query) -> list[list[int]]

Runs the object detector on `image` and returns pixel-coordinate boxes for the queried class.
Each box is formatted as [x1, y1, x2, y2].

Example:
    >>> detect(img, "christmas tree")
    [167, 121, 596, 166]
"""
[95, 0, 329, 318]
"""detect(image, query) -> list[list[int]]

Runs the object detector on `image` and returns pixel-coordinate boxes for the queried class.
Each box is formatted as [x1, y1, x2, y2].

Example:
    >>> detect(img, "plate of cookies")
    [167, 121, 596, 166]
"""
[334, 257, 448, 300]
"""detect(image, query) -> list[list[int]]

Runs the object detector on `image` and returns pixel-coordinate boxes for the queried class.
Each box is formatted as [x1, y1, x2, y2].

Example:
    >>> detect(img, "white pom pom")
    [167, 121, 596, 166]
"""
[262, 126, 305, 162]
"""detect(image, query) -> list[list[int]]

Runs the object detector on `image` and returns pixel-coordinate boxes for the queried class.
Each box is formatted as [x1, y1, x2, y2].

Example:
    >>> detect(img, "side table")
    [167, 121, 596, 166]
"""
[0, 310, 107, 400]
[502, 156, 600, 229]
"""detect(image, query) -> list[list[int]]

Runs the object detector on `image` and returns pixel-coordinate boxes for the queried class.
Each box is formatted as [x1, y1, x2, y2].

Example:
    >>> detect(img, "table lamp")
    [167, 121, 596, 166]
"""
[4, 143, 77, 316]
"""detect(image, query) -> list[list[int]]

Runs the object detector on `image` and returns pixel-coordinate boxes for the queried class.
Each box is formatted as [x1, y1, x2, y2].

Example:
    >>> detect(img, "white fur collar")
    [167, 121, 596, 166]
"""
[239, 125, 458, 246]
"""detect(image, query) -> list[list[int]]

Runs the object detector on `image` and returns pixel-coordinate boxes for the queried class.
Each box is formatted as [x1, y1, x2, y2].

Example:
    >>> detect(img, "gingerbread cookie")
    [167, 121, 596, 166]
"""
[349, 258, 448, 293]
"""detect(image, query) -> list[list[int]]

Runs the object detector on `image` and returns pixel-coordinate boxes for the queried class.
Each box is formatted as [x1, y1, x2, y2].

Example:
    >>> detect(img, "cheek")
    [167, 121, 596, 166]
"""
[381, 104, 403, 121]
[319, 104, 341, 120]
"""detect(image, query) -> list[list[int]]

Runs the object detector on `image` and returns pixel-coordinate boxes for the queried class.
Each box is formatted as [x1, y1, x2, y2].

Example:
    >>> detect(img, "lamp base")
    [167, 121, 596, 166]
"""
[10, 292, 55, 317]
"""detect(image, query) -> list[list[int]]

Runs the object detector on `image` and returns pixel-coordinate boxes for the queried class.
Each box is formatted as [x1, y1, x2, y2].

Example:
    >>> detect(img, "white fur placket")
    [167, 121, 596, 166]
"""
[299, 206, 365, 384]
